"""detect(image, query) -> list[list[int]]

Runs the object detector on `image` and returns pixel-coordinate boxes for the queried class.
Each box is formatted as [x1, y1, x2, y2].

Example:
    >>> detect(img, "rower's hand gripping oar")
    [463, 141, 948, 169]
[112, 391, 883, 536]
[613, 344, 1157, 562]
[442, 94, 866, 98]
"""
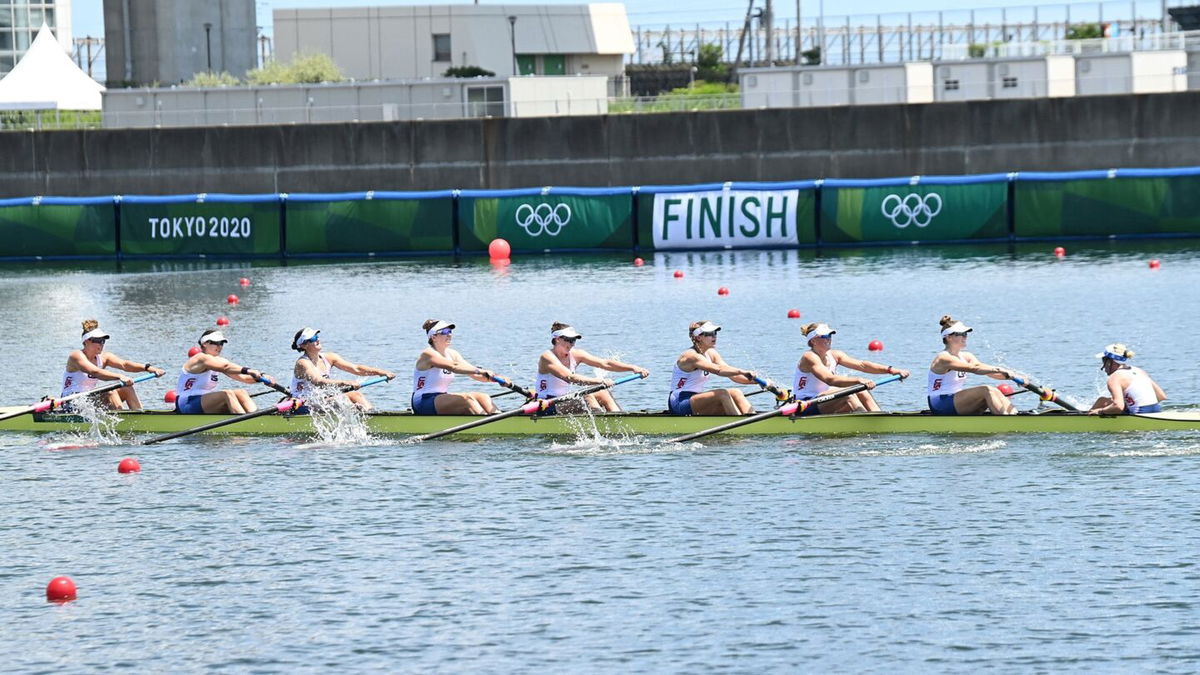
[666, 374, 903, 444]
[411, 372, 645, 442]
[752, 375, 792, 404]
[1009, 375, 1080, 412]
[489, 374, 535, 400]
[143, 376, 391, 445]
[0, 371, 162, 422]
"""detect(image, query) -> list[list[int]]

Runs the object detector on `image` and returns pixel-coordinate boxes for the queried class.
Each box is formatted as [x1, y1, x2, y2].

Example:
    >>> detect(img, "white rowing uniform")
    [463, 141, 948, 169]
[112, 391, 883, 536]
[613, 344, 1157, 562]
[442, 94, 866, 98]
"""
[1121, 366, 1158, 409]
[176, 366, 220, 403]
[61, 354, 105, 397]
[290, 354, 332, 398]
[669, 351, 710, 400]
[793, 351, 838, 400]
[927, 357, 969, 398]
[536, 352, 578, 399]
[412, 361, 455, 398]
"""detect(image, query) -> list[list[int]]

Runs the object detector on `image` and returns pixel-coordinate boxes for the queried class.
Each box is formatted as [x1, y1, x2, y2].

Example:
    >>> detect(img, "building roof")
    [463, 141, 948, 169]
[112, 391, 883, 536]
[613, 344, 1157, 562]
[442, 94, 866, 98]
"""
[0, 24, 104, 110]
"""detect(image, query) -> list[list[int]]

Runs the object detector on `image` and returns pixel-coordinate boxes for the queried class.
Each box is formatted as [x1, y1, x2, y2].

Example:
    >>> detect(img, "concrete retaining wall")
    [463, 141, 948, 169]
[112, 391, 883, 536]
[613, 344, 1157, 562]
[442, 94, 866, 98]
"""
[3, 91, 1200, 197]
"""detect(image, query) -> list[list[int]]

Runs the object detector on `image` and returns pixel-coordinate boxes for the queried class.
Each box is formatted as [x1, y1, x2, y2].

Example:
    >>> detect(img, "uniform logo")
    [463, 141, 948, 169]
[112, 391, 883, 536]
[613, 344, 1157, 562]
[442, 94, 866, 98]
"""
[515, 203, 571, 237]
[797, 376, 808, 389]
[881, 193, 942, 228]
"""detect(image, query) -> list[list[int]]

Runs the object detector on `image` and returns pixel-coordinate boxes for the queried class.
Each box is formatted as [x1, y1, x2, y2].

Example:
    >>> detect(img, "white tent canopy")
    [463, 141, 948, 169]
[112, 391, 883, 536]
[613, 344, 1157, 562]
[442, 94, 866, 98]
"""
[0, 23, 104, 110]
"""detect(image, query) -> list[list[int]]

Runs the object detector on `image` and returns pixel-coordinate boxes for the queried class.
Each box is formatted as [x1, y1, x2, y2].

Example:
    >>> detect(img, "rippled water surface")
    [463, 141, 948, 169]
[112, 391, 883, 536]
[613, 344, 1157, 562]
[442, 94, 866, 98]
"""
[2, 242, 1199, 671]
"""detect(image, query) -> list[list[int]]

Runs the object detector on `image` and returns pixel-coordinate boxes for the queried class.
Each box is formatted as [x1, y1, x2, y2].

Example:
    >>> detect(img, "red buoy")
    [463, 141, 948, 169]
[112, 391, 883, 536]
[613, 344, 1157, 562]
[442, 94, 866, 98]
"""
[787, 309, 801, 319]
[216, 316, 230, 326]
[673, 270, 684, 278]
[238, 277, 251, 286]
[226, 294, 239, 305]
[163, 390, 177, 404]
[868, 340, 884, 351]
[998, 383, 1015, 395]
[717, 286, 730, 296]
[1149, 259, 1161, 269]
[1053, 246, 1065, 258]
[488, 238, 511, 261]
[118, 457, 141, 474]
[46, 576, 77, 603]
[187, 346, 201, 357]
[633, 257, 644, 267]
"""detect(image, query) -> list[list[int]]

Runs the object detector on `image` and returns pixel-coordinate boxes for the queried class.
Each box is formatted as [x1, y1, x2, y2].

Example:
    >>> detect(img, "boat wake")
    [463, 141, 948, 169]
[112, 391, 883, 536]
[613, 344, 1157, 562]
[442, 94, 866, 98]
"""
[41, 398, 121, 450]
[795, 437, 1009, 457]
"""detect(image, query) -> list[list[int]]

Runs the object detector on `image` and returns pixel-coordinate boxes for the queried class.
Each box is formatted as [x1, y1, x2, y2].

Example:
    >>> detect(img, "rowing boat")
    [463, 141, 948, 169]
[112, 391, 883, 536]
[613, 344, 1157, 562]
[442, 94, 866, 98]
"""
[2, 407, 1199, 436]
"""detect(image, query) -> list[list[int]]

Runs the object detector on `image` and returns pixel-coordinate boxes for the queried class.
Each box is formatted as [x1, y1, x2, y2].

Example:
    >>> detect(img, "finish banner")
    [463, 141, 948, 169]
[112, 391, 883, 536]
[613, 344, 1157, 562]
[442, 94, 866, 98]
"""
[1015, 176, 1200, 237]
[459, 194, 633, 251]
[648, 189, 813, 249]
[286, 198, 454, 254]
[0, 203, 116, 257]
[120, 201, 281, 256]
[821, 183, 1008, 243]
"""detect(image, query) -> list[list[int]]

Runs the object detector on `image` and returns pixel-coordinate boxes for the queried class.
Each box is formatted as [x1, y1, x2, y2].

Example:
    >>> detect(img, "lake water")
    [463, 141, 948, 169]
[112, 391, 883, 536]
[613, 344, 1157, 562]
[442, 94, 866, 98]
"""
[2, 241, 1199, 671]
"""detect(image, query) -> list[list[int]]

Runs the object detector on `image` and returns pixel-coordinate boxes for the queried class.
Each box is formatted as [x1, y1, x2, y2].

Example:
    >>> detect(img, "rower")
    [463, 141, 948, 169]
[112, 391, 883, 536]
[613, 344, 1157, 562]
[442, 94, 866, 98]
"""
[668, 320, 777, 415]
[1089, 343, 1166, 415]
[534, 323, 649, 414]
[794, 322, 909, 415]
[411, 320, 514, 415]
[62, 319, 166, 410]
[927, 316, 1016, 416]
[175, 329, 277, 414]
[290, 327, 395, 412]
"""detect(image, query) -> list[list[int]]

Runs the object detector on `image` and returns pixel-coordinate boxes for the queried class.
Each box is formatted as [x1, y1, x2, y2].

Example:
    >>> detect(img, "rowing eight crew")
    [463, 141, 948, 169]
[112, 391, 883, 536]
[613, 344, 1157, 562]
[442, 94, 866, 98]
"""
[62, 315, 1167, 417]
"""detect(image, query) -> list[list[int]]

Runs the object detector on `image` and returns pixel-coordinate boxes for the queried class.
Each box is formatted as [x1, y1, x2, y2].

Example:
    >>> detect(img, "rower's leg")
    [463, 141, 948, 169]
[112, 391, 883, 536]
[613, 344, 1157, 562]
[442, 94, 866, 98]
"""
[858, 391, 881, 412]
[119, 385, 143, 411]
[233, 389, 257, 413]
[591, 391, 620, 412]
[985, 387, 1016, 415]
[728, 389, 753, 414]
[346, 391, 371, 411]
[435, 393, 486, 414]
[953, 387, 991, 414]
[1090, 396, 1114, 411]
[200, 391, 239, 414]
[470, 392, 497, 414]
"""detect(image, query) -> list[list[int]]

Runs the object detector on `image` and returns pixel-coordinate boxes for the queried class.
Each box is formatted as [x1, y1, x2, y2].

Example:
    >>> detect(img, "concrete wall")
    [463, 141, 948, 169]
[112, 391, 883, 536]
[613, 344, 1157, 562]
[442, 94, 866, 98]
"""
[5, 91, 1200, 197]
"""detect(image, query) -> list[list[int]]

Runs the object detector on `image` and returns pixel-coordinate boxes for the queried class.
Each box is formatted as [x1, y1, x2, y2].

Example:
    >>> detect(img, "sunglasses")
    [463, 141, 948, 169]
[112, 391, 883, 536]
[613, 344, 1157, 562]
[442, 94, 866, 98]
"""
[558, 336, 579, 344]
[948, 332, 969, 338]
[87, 338, 108, 345]
[814, 334, 834, 340]
[697, 331, 718, 338]
[433, 329, 453, 336]
[203, 341, 228, 347]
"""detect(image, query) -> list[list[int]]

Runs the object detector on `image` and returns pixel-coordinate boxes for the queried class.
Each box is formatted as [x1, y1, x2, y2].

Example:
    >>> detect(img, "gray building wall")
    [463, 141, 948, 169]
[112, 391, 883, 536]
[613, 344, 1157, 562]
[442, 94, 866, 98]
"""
[103, 0, 256, 86]
[4, 91, 1200, 197]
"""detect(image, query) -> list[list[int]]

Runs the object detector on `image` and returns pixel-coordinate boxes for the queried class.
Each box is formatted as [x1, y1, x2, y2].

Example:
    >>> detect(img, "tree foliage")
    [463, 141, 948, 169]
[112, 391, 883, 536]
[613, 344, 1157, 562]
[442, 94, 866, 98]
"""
[183, 71, 240, 87]
[246, 53, 344, 85]
[443, 65, 496, 78]
[1065, 23, 1103, 40]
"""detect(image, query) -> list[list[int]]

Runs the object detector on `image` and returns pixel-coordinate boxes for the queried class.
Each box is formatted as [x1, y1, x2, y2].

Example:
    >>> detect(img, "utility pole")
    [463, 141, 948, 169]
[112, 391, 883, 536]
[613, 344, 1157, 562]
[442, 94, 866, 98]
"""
[73, 36, 103, 78]
[764, 0, 774, 65]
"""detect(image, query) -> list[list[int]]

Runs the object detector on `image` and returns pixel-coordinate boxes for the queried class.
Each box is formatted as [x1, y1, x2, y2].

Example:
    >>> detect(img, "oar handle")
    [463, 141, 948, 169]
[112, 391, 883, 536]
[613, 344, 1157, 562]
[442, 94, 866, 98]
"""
[1009, 375, 1081, 412]
[256, 375, 290, 396]
[343, 375, 390, 391]
[753, 375, 791, 402]
[490, 374, 535, 400]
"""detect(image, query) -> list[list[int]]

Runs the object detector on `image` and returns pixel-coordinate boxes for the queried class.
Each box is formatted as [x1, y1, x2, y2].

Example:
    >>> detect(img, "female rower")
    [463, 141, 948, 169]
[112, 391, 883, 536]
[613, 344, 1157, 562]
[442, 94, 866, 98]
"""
[412, 320, 513, 415]
[927, 316, 1016, 416]
[62, 319, 166, 410]
[1089, 343, 1167, 414]
[668, 320, 776, 416]
[175, 329, 277, 414]
[534, 322, 649, 413]
[793, 322, 909, 414]
[290, 327, 395, 412]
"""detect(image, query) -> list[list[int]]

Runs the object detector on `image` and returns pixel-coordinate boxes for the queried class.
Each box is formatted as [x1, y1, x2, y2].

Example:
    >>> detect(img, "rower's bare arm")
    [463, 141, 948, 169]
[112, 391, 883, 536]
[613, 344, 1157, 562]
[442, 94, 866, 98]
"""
[107, 354, 165, 376]
[704, 350, 755, 384]
[838, 352, 909, 379]
[545, 356, 603, 386]
[575, 349, 649, 378]
[1153, 380, 1168, 402]
[71, 352, 132, 384]
[810, 359, 870, 388]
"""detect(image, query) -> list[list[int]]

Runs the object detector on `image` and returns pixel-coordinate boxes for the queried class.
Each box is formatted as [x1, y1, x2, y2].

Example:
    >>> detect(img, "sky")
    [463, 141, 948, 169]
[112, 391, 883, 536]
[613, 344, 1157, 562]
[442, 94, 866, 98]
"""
[70, 0, 1171, 80]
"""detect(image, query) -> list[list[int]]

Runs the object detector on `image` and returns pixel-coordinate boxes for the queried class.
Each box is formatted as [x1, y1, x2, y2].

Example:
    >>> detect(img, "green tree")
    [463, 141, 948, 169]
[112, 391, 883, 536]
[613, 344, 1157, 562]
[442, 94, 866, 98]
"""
[183, 71, 240, 87]
[246, 53, 344, 85]
[695, 43, 727, 82]
[443, 65, 495, 78]
[1065, 23, 1103, 40]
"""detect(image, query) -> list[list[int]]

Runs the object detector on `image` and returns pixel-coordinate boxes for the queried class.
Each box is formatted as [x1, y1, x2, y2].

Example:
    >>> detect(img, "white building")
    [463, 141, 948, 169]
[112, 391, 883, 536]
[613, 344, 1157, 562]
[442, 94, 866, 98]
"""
[0, 0, 72, 76]
[740, 62, 933, 108]
[1075, 50, 1188, 96]
[934, 56, 1075, 102]
[273, 3, 634, 94]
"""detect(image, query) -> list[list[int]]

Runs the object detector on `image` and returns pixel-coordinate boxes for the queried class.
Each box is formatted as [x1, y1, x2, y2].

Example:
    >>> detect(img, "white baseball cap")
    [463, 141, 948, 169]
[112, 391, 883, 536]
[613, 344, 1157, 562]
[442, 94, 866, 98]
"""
[426, 320, 456, 337]
[1095, 343, 1130, 362]
[200, 331, 229, 344]
[806, 323, 836, 340]
[940, 321, 973, 338]
[691, 321, 722, 337]
[81, 328, 111, 342]
[551, 327, 583, 340]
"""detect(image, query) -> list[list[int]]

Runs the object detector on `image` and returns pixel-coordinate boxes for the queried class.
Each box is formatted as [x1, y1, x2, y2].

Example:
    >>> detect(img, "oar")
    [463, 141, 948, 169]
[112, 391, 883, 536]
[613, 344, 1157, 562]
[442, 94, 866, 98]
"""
[1009, 375, 1080, 412]
[0, 371, 162, 423]
[490, 374, 534, 400]
[667, 374, 903, 443]
[144, 376, 391, 445]
[144, 398, 304, 445]
[411, 372, 645, 442]
[249, 374, 390, 397]
[752, 375, 791, 402]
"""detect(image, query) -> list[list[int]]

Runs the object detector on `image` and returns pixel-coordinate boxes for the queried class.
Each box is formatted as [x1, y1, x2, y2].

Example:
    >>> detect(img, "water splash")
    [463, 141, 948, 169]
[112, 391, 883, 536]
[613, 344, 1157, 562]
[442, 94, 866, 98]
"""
[42, 396, 121, 449]
[300, 386, 373, 447]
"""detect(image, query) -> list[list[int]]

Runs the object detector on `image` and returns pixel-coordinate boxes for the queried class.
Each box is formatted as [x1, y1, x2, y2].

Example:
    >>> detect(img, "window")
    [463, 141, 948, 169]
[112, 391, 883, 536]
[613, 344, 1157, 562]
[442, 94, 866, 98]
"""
[466, 85, 504, 117]
[944, 79, 960, 91]
[516, 54, 535, 75]
[1002, 77, 1018, 88]
[432, 34, 451, 62]
[542, 54, 565, 75]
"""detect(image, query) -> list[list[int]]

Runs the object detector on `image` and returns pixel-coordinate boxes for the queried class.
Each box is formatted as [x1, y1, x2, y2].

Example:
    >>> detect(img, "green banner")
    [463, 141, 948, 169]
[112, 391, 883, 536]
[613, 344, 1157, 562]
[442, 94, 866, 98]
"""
[0, 203, 116, 257]
[120, 201, 281, 256]
[286, 198, 454, 254]
[821, 183, 1007, 243]
[459, 194, 633, 251]
[637, 189, 817, 249]
[1015, 176, 1200, 237]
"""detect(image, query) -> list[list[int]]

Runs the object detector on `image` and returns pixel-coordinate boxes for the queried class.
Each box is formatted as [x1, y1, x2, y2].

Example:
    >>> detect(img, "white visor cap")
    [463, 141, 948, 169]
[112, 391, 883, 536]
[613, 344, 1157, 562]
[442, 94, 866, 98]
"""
[81, 328, 111, 341]
[293, 327, 321, 349]
[940, 321, 973, 338]
[201, 331, 229, 344]
[806, 323, 837, 340]
[1095, 343, 1130, 362]
[551, 327, 583, 340]
[691, 321, 722, 337]
[426, 320, 456, 337]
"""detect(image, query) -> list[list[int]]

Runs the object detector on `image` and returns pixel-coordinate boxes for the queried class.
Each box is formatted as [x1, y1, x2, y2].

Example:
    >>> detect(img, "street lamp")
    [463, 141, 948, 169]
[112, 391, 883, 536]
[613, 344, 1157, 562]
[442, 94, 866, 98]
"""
[203, 22, 213, 72]
[507, 16, 518, 75]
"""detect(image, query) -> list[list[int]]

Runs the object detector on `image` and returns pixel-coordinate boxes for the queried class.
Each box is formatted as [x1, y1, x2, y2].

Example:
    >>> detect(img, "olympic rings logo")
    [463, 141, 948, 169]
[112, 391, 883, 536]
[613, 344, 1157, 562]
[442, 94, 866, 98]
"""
[880, 193, 942, 228]
[515, 203, 572, 237]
